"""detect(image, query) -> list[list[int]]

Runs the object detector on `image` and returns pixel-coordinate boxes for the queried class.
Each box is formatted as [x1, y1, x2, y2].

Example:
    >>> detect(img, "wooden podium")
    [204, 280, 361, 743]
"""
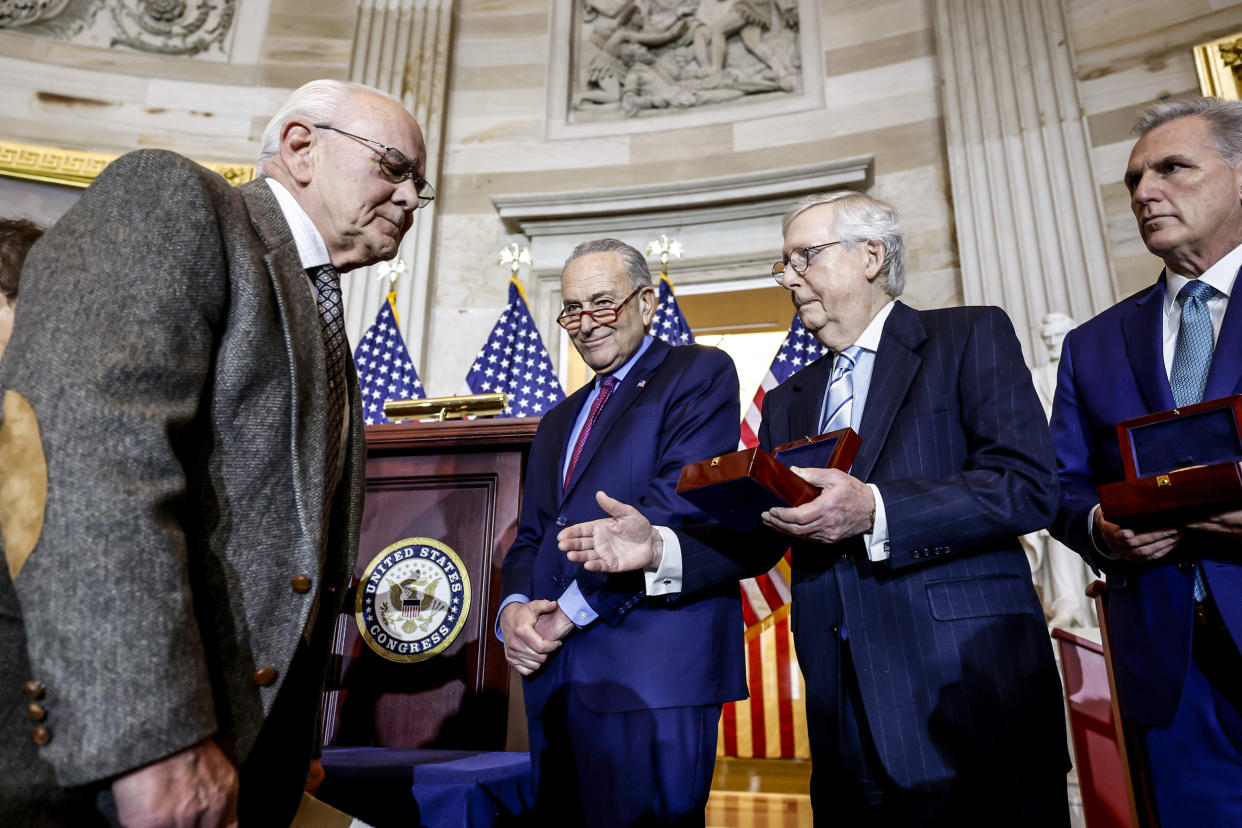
[322, 418, 538, 750]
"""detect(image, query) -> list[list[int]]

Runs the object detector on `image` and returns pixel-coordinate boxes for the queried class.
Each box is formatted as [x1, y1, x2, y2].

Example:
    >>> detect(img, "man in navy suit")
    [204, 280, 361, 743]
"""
[558, 193, 1069, 825]
[1049, 97, 1242, 824]
[496, 238, 746, 826]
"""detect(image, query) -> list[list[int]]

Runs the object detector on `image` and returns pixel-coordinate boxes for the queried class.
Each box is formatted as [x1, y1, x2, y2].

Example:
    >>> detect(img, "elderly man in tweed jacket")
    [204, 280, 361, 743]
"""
[0, 79, 431, 826]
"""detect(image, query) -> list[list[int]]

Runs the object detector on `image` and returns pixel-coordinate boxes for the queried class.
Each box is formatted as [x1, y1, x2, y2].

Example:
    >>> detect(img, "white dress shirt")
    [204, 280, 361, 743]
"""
[265, 178, 350, 464]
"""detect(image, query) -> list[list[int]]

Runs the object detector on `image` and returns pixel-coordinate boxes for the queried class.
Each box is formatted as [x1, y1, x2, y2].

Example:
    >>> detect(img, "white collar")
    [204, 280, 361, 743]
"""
[1163, 241, 1242, 311]
[264, 178, 332, 270]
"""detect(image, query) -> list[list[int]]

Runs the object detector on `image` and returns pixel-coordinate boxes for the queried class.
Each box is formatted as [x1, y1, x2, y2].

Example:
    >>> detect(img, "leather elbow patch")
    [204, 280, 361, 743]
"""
[0, 390, 48, 580]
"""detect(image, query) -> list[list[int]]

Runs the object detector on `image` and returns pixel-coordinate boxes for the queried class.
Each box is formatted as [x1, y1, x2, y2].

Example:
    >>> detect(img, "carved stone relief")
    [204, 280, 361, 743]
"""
[0, 0, 235, 57]
[571, 0, 801, 120]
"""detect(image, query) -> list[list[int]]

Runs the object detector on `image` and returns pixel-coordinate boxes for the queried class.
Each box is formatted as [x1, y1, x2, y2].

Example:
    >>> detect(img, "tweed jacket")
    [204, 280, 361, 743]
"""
[0, 149, 364, 817]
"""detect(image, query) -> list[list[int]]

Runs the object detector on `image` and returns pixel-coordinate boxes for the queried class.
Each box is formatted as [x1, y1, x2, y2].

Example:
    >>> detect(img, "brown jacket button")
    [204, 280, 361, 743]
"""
[253, 667, 277, 686]
[26, 703, 46, 721]
[291, 574, 312, 594]
[32, 726, 51, 746]
[23, 681, 45, 700]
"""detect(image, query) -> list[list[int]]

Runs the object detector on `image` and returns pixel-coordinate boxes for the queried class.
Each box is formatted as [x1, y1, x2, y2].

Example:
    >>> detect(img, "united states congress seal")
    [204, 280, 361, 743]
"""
[355, 537, 471, 663]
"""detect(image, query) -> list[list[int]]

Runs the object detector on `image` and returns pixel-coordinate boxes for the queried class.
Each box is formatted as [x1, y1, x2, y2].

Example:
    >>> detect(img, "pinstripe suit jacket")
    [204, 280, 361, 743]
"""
[0, 150, 364, 822]
[678, 302, 1068, 793]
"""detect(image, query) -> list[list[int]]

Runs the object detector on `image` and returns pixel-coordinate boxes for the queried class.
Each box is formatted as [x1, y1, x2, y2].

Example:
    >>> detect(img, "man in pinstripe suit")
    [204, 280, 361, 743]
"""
[559, 191, 1069, 825]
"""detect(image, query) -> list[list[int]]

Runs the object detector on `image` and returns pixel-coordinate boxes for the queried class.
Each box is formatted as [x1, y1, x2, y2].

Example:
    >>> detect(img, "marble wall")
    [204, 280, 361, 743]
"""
[0, 0, 1239, 394]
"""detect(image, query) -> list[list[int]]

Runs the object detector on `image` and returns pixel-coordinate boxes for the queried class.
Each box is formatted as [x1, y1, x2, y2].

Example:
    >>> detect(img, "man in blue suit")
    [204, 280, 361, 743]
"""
[1049, 97, 1242, 824]
[559, 193, 1069, 825]
[496, 238, 746, 826]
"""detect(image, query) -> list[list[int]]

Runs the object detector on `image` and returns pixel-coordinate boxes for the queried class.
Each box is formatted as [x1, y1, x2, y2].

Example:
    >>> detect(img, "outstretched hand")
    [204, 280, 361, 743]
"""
[762, 467, 874, 544]
[558, 490, 663, 573]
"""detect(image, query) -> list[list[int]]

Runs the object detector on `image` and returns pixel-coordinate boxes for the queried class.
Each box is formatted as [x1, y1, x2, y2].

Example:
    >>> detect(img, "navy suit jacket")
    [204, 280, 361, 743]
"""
[676, 303, 1068, 792]
[1049, 273, 1242, 727]
[500, 340, 748, 718]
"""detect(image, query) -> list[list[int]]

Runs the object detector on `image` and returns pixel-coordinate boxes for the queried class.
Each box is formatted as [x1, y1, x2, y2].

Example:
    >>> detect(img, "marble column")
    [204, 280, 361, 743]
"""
[342, 0, 454, 370]
[934, 0, 1114, 364]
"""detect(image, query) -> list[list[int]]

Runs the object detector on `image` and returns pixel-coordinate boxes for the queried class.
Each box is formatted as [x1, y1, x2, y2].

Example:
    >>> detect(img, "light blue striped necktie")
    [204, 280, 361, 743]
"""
[820, 345, 862, 434]
[1169, 278, 1218, 602]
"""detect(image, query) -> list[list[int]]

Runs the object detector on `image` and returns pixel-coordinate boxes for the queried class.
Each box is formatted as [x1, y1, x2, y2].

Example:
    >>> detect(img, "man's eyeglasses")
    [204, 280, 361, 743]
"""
[771, 241, 842, 285]
[314, 124, 435, 208]
[556, 287, 647, 333]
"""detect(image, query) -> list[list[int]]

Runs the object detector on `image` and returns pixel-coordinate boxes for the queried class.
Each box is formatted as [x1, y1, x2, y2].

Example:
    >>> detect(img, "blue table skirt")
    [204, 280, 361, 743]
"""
[318, 747, 534, 828]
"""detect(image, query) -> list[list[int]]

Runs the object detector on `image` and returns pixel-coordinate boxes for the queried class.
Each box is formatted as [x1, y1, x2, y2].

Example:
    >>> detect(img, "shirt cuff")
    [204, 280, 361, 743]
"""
[863, 484, 890, 562]
[645, 526, 683, 596]
[494, 593, 530, 642]
[557, 580, 599, 628]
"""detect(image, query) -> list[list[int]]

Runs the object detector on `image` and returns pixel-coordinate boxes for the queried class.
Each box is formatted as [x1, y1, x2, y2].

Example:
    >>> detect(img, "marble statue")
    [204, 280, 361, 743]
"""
[1024, 312, 1097, 628]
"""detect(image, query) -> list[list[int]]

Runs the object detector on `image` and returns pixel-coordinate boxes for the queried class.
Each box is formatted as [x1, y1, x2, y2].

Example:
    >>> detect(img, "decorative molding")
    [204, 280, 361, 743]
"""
[0, 139, 254, 188]
[1195, 31, 1242, 101]
[933, 0, 1114, 364]
[491, 156, 874, 236]
[546, 0, 824, 140]
[108, 0, 236, 57]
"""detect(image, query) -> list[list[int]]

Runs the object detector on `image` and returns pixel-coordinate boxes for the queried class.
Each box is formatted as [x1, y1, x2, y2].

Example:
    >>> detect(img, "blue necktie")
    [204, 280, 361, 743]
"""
[820, 346, 862, 434]
[1169, 278, 1217, 602]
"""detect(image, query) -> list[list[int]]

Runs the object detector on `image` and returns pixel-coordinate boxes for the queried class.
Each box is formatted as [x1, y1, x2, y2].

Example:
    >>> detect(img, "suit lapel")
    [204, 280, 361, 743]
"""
[850, 302, 925, 483]
[1121, 275, 1175, 412]
[561, 339, 671, 501]
[240, 178, 329, 540]
[1205, 264, 1242, 399]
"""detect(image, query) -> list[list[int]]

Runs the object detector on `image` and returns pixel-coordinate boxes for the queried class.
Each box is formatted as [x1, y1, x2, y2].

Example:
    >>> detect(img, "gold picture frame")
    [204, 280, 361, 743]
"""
[0, 139, 255, 189]
[1194, 32, 1242, 101]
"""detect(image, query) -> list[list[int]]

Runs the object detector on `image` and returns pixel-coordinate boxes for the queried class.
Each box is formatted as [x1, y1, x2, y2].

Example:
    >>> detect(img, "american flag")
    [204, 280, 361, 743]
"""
[721, 313, 827, 760]
[353, 292, 425, 426]
[740, 314, 828, 448]
[464, 279, 565, 418]
[651, 275, 694, 346]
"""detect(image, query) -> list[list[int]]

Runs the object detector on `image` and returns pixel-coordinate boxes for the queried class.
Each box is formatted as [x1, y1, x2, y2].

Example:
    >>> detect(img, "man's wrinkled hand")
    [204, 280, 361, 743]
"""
[111, 739, 238, 828]
[558, 491, 663, 573]
[1185, 509, 1242, 543]
[499, 599, 562, 676]
[1095, 509, 1181, 562]
[762, 467, 874, 544]
[533, 607, 577, 642]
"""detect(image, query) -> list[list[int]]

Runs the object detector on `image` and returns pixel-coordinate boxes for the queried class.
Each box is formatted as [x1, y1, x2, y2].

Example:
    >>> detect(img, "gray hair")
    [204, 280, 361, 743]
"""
[256, 80, 403, 169]
[781, 191, 906, 298]
[562, 238, 653, 288]
[1133, 96, 1242, 165]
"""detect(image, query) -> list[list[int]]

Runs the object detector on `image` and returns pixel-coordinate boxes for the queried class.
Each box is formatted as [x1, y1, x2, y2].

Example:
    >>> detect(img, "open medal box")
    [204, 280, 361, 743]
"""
[675, 428, 861, 532]
[1097, 394, 1242, 527]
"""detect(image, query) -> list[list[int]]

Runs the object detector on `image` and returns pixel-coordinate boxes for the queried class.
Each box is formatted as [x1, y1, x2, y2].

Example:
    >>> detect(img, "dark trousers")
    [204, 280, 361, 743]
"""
[796, 608, 1068, 827]
[1140, 598, 1242, 827]
[527, 682, 719, 827]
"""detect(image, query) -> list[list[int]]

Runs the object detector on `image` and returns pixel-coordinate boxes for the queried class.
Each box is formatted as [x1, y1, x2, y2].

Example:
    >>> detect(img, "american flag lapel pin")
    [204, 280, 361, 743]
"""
[636, 380, 647, 389]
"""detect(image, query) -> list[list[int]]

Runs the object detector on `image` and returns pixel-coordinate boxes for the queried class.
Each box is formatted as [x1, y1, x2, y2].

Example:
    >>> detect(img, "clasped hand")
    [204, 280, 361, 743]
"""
[499, 600, 574, 676]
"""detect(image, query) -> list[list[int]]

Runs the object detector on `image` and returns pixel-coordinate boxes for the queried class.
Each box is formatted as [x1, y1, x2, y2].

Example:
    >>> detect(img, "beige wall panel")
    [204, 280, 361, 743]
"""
[453, 64, 546, 91]
[1066, 0, 1228, 52]
[817, 0, 933, 48]
[457, 12, 548, 38]
[453, 35, 551, 68]
[444, 135, 632, 175]
[823, 28, 936, 75]
[629, 124, 735, 165]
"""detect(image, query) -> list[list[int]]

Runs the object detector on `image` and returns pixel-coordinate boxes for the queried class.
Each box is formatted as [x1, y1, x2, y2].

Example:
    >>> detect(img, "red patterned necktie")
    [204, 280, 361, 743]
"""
[564, 375, 619, 489]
